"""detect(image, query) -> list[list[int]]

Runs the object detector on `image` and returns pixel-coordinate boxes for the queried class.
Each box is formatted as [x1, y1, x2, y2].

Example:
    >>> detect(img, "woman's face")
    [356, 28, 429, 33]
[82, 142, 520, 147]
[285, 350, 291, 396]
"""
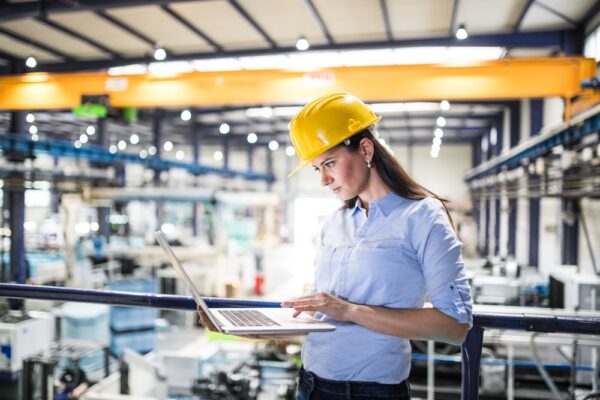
[311, 146, 369, 201]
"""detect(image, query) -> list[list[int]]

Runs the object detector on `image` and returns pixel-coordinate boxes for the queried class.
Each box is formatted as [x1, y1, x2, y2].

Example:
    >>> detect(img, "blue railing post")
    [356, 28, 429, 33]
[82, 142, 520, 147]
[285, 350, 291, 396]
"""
[461, 326, 485, 400]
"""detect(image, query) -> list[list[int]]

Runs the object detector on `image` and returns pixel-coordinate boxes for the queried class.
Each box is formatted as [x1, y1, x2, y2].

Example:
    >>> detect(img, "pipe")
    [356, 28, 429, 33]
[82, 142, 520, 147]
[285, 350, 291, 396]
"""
[0, 283, 281, 310]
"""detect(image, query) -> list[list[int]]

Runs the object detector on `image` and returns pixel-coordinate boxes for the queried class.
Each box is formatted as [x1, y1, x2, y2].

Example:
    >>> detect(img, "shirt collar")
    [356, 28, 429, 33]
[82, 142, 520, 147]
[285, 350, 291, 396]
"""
[351, 192, 404, 217]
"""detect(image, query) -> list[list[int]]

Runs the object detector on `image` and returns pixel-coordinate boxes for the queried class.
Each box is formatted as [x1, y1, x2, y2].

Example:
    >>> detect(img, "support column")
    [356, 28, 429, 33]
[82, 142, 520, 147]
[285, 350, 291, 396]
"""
[152, 109, 164, 229]
[191, 114, 200, 237]
[247, 144, 254, 172]
[97, 207, 110, 243]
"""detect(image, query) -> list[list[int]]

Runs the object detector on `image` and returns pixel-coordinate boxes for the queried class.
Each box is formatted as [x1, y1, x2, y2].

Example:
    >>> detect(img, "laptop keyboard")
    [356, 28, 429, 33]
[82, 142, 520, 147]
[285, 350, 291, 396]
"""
[219, 309, 280, 327]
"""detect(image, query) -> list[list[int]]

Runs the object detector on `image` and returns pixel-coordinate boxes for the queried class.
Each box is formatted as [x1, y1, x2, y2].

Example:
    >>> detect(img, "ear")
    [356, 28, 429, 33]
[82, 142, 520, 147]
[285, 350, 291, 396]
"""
[358, 137, 374, 161]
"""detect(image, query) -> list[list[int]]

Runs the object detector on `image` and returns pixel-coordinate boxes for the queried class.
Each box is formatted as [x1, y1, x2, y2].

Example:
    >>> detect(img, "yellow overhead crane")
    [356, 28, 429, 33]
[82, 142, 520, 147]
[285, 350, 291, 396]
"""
[0, 57, 597, 122]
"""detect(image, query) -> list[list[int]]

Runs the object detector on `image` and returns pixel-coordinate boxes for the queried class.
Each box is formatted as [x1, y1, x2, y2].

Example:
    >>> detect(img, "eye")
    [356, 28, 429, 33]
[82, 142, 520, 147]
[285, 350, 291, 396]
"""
[324, 161, 335, 169]
[313, 166, 320, 172]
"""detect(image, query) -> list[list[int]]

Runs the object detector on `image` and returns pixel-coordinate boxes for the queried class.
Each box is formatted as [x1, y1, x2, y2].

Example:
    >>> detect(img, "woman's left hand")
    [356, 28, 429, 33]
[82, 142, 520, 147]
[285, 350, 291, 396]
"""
[281, 292, 356, 322]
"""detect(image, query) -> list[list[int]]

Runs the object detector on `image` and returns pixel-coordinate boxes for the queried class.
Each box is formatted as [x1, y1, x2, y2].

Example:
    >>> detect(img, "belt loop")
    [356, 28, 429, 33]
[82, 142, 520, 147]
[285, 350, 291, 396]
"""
[345, 381, 351, 399]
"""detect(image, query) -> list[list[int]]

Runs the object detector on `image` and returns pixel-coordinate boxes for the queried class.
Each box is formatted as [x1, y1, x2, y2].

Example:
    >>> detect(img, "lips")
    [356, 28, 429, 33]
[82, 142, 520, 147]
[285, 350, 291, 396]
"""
[332, 187, 341, 193]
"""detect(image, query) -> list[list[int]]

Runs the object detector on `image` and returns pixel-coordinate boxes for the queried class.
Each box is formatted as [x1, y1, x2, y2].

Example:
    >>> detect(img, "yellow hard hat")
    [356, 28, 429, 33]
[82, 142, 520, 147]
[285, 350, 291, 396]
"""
[287, 92, 381, 177]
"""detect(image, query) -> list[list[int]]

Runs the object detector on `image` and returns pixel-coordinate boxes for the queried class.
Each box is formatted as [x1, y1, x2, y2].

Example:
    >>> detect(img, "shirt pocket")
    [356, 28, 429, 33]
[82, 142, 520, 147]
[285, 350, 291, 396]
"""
[315, 245, 335, 293]
[345, 243, 424, 306]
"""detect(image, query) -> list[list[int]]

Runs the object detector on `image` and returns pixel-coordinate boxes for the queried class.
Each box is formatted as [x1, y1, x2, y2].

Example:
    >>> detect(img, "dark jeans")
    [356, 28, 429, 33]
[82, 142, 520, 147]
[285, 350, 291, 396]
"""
[297, 367, 410, 400]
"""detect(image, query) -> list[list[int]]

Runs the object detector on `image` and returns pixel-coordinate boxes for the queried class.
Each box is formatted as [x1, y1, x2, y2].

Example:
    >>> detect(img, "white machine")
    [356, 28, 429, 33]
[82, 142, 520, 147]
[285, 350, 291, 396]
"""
[549, 265, 600, 310]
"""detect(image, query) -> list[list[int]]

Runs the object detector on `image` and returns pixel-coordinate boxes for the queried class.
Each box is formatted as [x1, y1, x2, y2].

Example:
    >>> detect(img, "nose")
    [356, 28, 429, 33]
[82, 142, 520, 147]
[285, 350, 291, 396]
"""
[320, 169, 332, 187]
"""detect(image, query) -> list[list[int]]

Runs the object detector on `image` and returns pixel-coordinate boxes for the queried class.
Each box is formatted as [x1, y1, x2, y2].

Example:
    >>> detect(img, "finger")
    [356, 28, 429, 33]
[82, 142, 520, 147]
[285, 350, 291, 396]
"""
[292, 310, 302, 318]
[281, 295, 317, 306]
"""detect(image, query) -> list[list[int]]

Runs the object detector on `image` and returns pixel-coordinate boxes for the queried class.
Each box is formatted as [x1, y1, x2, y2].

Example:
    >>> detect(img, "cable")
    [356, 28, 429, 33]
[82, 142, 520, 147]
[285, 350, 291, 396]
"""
[530, 333, 566, 400]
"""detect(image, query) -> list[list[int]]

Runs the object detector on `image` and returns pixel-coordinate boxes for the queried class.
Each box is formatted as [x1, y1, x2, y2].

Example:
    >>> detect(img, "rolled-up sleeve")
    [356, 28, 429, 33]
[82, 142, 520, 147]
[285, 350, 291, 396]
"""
[410, 198, 473, 327]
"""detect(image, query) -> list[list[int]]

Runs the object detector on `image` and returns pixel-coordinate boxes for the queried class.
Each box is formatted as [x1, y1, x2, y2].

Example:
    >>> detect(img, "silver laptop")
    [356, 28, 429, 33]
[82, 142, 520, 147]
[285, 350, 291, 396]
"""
[154, 231, 335, 335]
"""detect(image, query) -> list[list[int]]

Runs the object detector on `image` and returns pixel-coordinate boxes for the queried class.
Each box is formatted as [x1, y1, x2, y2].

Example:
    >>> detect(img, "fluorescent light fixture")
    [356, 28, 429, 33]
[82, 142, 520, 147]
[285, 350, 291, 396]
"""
[29, 125, 37, 134]
[117, 140, 127, 150]
[434, 128, 444, 138]
[455, 24, 468, 40]
[296, 37, 310, 51]
[26, 113, 35, 123]
[139, 149, 148, 159]
[447, 47, 504, 62]
[247, 133, 258, 143]
[31, 134, 38, 141]
[490, 127, 497, 146]
[86, 125, 95, 135]
[130, 134, 139, 145]
[440, 100, 450, 110]
[433, 136, 442, 146]
[109, 145, 117, 154]
[239, 55, 291, 70]
[394, 47, 448, 65]
[369, 102, 442, 114]
[481, 136, 488, 152]
[340, 49, 395, 67]
[219, 123, 230, 134]
[213, 150, 223, 161]
[176, 150, 184, 160]
[25, 56, 37, 69]
[108, 64, 147, 76]
[268, 140, 279, 151]
[286, 146, 296, 156]
[273, 106, 302, 117]
[181, 109, 191, 121]
[192, 57, 241, 71]
[149, 61, 193, 75]
[245, 107, 273, 118]
[163, 141, 173, 151]
[148, 146, 157, 155]
[436, 116, 447, 127]
[288, 51, 343, 70]
[154, 47, 167, 61]
[79, 134, 88, 144]
[74, 140, 81, 149]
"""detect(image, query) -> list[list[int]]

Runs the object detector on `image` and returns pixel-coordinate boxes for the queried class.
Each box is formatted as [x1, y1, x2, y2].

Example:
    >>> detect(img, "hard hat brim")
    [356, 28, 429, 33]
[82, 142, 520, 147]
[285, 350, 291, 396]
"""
[287, 159, 310, 178]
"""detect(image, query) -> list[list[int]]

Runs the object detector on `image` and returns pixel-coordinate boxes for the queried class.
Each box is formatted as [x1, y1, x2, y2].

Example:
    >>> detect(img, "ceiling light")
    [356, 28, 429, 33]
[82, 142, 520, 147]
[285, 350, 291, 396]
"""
[434, 128, 444, 138]
[430, 148, 440, 158]
[247, 133, 258, 144]
[238, 55, 291, 70]
[108, 64, 147, 76]
[440, 100, 450, 111]
[139, 149, 148, 159]
[26, 113, 35, 123]
[433, 137, 442, 146]
[176, 150, 184, 160]
[109, 145, 117, 154]
[148, 146, 157, 155]
[191, 58, 242, 72]
[268, 140, 279, 151]
[149, 61, 193, 75]
[79, 134, 88, 144]
[219, 123, 230, 135]
[490, 127, 497, 146]
[455, 24, 468, 40]
[153, 47, 167, 61]
[245, 107, 273, 118]
[436, 116, 447, 127]
[273, 106, 302, 117]
[181, 109, 191, 121]
[130, 134, 139, 145]
[341, 49, 395, 67]
[25, 56, 37, 69]
[163, 141, 173, 151]
[285, 146, 296, 156]
[296, 36, 310, 51]
[28, 125, 37, 134]
[31, 134, 38, 141]
[74, 140, 81, 149]
[117, 140, 127, 150]
[86, 125, 95, 135]
[213, 150, 223, 161]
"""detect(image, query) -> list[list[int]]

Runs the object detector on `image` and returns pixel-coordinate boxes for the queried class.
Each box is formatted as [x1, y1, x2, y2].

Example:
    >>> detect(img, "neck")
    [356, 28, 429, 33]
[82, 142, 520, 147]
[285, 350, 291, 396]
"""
[358, 171, 390, 213]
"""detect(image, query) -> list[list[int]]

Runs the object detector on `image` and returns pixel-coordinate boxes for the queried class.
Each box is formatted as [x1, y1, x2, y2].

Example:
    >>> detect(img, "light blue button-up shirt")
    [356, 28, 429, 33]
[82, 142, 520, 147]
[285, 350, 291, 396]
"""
[302, 192, 473, 384]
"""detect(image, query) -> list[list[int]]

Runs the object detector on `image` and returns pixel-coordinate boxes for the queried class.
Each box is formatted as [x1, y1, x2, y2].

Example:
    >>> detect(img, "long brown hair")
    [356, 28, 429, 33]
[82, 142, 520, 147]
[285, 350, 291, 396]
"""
[340, 128, 455, 227]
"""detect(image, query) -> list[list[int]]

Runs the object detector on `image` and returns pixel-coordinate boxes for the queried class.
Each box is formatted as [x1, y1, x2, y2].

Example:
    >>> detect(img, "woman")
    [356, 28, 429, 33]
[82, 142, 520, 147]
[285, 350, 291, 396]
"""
[281, 93, 473, 400]
[198, 92, 472, 400]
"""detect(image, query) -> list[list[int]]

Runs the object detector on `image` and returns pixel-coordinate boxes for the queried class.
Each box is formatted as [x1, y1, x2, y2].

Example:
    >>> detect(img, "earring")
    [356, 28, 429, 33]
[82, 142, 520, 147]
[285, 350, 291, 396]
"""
[366, 160, 372, 169]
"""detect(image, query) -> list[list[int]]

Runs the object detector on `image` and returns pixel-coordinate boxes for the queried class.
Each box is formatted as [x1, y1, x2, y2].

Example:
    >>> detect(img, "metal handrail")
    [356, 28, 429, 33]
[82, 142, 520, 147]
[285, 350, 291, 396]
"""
[1, 283, 599, 399]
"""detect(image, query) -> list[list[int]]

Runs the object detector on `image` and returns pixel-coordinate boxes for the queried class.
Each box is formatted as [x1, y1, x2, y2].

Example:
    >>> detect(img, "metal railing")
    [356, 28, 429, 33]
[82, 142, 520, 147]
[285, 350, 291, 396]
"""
[1, 283, 600, 399]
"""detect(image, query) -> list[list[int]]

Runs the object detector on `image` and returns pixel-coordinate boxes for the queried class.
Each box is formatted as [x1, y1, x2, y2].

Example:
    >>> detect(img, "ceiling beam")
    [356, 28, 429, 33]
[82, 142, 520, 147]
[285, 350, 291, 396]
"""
[534, 1, 578, 27]
[160, 5, 223, 52]
[514, 0, 535, 32]
[35, 16, 122, 59]
[95, 10, 156, 48]
[23, 30, 575, 74]
[1, 57, 593, 109]
[304, 0, 335, 44]
[228, 0, 277, 48]
[449, 0, 460, 36]
[582, 0, 600, 33]
[379, 0, 393, 41]
[0, 1, 194, 22]
[0, 26, 73, 61]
